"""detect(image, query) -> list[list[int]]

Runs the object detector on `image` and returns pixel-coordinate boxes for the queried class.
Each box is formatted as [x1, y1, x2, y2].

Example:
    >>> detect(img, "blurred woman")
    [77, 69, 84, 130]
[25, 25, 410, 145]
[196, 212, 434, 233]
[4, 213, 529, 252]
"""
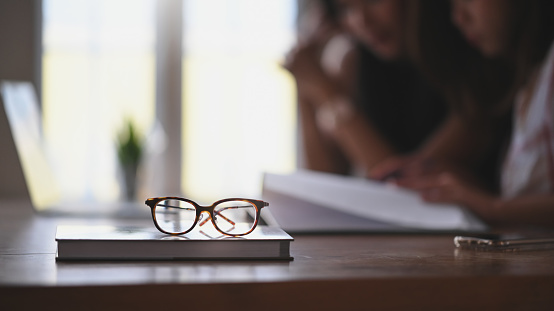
[400, 0, 554, 227]
[285, 0, 447, 176]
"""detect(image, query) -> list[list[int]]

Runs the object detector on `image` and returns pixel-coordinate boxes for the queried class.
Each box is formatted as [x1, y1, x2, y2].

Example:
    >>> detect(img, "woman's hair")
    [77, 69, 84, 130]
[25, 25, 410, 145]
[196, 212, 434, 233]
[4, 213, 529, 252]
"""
[407, 0, 554, 120]
[320, 0, 339, 23]
[508, 0, 554, 95]
[406, 1, 509, 120]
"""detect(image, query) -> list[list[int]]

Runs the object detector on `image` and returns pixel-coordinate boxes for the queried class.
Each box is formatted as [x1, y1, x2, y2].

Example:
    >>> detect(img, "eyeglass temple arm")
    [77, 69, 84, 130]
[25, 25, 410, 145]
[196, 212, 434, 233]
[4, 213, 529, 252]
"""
[155, 203, 195, 212]
[199, 208, 236, 226]
[198, 204, 256, 226]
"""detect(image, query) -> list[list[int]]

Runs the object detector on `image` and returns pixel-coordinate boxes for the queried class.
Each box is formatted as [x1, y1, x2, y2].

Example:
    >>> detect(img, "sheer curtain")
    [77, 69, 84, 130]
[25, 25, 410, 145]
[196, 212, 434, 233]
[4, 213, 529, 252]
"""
[42, 0, 156, 202]
[182, 0, 298, 202]
[42, 0, 298, 203]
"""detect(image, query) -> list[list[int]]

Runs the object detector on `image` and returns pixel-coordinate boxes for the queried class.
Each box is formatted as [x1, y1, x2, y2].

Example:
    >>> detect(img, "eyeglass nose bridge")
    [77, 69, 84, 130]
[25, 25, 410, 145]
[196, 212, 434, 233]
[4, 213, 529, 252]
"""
[197, 205, 236, 228]
[198, 210, 212, 227]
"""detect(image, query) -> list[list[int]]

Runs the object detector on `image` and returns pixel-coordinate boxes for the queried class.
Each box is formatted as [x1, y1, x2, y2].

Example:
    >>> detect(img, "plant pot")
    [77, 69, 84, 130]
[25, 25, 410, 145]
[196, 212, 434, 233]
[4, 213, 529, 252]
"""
[122, 162, 139, 201]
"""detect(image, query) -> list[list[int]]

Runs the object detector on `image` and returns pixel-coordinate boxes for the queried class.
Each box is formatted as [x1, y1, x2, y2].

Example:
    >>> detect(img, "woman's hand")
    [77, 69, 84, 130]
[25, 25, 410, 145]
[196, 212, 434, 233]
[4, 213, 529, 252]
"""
[367, 155, 416, 181]
[396, 171, 498, 221]
[368, 155, 442, 181]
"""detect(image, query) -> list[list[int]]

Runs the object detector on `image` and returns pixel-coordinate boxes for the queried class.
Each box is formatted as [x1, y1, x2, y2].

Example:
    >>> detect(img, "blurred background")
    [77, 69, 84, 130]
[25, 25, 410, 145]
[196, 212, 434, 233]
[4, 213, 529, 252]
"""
[0, 0, 301, 203]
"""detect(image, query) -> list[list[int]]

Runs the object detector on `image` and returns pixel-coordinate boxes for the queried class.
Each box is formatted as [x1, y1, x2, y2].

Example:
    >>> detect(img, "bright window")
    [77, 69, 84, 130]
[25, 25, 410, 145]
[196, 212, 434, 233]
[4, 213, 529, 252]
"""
[182, 0, 298, 202]
[42, 0, 155, 202]
[42, 0, 297, 203]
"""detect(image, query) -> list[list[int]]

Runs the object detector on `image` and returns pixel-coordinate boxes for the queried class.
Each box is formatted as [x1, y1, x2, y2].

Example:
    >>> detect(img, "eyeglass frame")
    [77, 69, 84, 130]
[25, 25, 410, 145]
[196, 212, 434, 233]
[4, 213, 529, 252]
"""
[145, 196, 269, 237]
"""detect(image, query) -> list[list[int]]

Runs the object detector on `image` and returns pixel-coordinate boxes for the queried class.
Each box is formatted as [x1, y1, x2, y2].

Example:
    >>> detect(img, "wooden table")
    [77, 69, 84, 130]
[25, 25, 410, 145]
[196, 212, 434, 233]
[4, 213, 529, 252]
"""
[1, 199, 554, 310]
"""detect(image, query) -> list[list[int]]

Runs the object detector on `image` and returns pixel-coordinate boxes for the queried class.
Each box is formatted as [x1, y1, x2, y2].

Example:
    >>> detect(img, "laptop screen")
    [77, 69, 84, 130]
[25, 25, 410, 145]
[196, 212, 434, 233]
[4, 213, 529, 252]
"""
[1, 81, 61, 210]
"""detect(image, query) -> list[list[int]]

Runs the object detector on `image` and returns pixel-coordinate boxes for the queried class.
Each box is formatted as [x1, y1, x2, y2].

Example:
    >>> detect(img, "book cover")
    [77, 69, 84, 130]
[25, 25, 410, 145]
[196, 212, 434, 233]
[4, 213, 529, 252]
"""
[56, 225, 293, 261]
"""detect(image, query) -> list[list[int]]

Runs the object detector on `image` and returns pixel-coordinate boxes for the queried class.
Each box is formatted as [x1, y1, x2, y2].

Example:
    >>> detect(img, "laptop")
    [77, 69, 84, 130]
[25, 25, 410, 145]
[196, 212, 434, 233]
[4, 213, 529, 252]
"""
[0, 80, 150, 219]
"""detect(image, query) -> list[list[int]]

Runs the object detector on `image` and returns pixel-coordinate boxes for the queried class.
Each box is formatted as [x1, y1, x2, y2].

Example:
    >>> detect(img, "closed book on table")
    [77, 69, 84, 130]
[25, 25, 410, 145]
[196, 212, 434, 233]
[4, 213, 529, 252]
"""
[56, 225, 293, 260]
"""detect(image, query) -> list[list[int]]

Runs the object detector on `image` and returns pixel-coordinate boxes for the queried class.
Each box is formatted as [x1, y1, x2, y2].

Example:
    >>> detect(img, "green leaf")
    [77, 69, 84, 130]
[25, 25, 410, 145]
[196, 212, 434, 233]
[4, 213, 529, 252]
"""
[116, 120, 143, 166]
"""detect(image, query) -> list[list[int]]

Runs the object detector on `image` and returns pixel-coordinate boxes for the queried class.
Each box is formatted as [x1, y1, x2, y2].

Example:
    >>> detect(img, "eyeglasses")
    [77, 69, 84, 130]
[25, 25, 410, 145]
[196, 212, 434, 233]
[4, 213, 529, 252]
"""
[145, 197, 269, 236]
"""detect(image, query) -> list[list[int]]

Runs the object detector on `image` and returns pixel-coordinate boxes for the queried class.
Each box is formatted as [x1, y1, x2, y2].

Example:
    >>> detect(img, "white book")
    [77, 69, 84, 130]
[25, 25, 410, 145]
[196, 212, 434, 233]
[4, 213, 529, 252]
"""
[262, 170, 488, 233]
[56, 225, 293, 260]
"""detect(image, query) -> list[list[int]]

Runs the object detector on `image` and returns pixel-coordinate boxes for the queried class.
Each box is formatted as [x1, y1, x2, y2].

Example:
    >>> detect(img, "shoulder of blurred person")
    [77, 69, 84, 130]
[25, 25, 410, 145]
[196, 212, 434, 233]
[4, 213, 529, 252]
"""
[501, 40, 554, 198]
[320, 33, 358, 95]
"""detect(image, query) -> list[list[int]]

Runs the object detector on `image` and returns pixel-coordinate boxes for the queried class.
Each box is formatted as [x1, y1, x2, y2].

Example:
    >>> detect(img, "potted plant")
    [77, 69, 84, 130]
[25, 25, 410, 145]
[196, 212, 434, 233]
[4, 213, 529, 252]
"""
[116, 120, 143, 201]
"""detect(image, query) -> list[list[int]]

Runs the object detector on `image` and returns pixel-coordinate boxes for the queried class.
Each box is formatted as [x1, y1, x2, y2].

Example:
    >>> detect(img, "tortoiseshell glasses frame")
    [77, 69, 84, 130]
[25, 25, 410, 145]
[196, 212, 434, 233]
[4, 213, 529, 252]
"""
[145, 197, 269, 237]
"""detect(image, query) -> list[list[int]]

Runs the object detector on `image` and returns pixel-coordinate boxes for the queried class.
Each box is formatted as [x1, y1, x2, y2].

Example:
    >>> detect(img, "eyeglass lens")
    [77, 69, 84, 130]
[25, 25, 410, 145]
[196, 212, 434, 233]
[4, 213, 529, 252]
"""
[213, 200, 257, 234]
[153, 199, 258, 235]
[154, 199, 196, 233]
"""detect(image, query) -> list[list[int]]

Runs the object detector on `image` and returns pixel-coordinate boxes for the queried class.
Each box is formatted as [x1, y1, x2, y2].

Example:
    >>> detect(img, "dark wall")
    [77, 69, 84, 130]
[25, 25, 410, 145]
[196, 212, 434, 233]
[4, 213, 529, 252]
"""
[0, 0, 41, 89]
[0, 0, 41, 199]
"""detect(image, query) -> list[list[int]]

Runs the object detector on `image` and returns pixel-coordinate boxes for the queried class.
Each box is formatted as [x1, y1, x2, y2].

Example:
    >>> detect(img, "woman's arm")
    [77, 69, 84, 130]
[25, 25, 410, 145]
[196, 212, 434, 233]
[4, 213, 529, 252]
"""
[317, 39, 397, 173]
[369, 112, 497, 180]
[489, 195, 554, 227]
[398, 172, 554, 227]
[298, 92, 350, 174]
[319, 99, 396, 173]
[286, 36, 396, 174]
[417, 113, 496, 166]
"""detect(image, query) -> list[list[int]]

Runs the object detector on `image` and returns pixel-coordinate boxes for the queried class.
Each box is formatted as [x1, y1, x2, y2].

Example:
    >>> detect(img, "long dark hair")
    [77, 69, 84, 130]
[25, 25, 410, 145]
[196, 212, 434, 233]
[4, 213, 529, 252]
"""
[508, 0, 554, 98]
[407, 0, 554, 119]
[406, 1, 508, 120]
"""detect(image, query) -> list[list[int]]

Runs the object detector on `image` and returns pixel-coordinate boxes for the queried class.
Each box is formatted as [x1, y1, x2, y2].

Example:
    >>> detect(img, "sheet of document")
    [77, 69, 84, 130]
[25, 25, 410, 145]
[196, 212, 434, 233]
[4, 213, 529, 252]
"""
[262, 170, 488, 232]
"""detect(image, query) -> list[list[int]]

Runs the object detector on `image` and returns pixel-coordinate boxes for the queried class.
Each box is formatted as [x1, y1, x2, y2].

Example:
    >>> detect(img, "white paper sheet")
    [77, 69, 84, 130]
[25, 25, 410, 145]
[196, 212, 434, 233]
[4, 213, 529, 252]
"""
[262, 170, 488, 232]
